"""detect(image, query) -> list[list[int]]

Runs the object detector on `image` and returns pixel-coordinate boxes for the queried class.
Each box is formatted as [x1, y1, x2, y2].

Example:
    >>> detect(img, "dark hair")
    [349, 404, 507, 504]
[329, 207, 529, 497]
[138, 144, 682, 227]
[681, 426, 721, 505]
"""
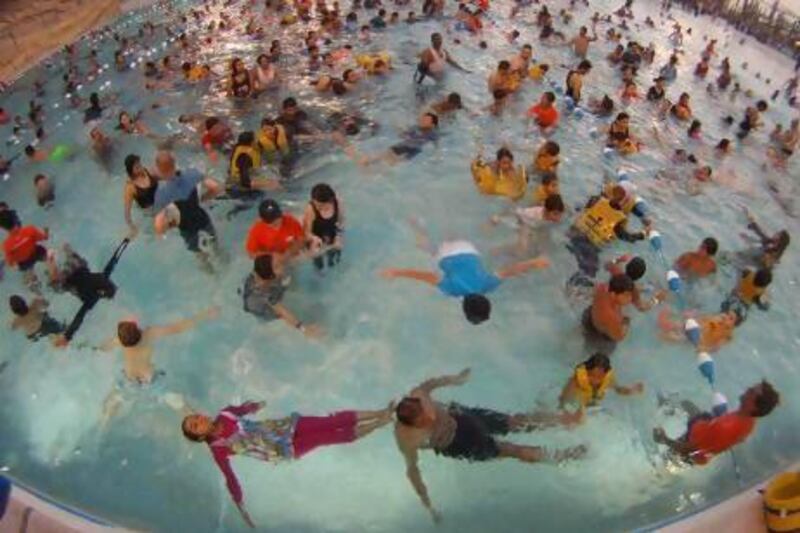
[609, 273, 634, 294]
[689, 119, 702, 132]
[181, 417, 206, 441]
[616, 112, 629, 121]
[752, 380, 779, 417]
[756, 100, 768, 111]
[258, 199, 282, 223]
[124, 154, 140, 178]
[543, 91, 556, 103]
[282, 97, 297, 109]
[701, 237, 718, 256]
[332, 79, 347, 95]
[9, 295, 28, 315]
[90, 92, 100, 107]
[498, 60, 510, 70]
[541, 172, 558, 185]
[543, 141, 560, 155]
[463, 294, 491, 324]
[237, 131, 255, 145]
[496, 147, 514, 161]
[395, 397, 422, 425]
[602, 95, 614, 111]
[34, 174, 47, 185]
[25, 146, 35, 157]
[0, 209, 18, 230]
[311, 183, 336, 203]
[717, 138, 730, 150]
[254, 254, 276, 280]
[205, 117, 219, 131]
[625, 257, 646, 281]
[753, 268, 772, 287]
[447, 92, 462, 107]
[544, 194, 564, 213]
[774, 230, 790, 256]
[583, 352, 611, 371]
[578, 59, 592, 70]
[118, 321, 143, 347]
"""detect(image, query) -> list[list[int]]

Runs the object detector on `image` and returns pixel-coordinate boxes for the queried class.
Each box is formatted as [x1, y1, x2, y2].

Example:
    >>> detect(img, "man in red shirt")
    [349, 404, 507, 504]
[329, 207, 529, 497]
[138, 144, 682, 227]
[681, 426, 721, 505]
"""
[653, 380, 779, 465]
[1, 209, 48, 281]
[245, 199, 305, 259]
[527, 91, 559, 129]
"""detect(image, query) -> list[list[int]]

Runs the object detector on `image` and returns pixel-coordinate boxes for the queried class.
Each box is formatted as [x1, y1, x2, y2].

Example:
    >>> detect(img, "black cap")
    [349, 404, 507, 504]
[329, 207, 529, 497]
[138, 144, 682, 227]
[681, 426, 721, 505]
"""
[259, 199, 282, 223]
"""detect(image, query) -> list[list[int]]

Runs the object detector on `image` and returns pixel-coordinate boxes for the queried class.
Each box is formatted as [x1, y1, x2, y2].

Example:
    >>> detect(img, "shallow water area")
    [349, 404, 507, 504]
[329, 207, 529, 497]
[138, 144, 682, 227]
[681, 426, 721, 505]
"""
[0, 0, 799, 531]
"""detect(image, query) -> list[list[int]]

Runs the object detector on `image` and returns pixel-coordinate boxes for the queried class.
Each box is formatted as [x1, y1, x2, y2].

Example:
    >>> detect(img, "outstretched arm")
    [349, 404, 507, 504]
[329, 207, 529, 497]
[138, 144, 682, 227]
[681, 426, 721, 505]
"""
[396, 431, 441, 523]
[495, 256, 550, 279]
[146, 306, 219, 340]
[415, 368, 470, 394]
[380, 268, 439, 286]
[212, 449, 254, 527]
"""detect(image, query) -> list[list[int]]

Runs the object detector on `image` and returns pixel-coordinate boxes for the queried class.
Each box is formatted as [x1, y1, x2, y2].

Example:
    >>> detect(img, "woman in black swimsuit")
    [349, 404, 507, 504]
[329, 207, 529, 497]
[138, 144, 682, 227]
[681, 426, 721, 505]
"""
[123, 154, 159, 238]
[229, 57, 253, 98]
[302, 183, 343, 270]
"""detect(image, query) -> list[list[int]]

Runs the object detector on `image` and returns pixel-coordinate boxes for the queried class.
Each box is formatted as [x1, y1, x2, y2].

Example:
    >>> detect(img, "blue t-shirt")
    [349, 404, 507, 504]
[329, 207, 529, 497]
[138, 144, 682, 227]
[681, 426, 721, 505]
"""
[153, 169, 204, 212]
[437, 253, 502, 297]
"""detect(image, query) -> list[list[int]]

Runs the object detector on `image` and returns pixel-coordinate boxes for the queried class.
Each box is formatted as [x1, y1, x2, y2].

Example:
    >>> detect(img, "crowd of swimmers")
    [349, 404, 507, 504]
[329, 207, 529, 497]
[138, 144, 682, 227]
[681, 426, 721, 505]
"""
[0, 0, 796, 526]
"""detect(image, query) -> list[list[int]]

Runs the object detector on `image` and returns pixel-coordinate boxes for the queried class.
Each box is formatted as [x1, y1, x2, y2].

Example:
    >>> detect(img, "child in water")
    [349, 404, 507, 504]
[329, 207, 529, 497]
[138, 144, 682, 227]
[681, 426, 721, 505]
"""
[559, 353, 643, 409]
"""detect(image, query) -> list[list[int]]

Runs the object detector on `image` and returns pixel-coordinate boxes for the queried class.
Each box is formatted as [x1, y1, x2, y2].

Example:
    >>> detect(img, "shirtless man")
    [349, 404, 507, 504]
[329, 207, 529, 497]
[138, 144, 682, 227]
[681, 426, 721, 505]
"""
[415, 33, 467, 83]
[394, 368, 585, 523]
[487, 61, 518, 95]
[674, 237, 718, 279]
[99, 306, 219, 421]
[582, 273, 635, 354]
[9, 295, 64, 342]
[570, 25, 597, 58]
[565, 60, 592, 103]
[508, 44, 533, 76]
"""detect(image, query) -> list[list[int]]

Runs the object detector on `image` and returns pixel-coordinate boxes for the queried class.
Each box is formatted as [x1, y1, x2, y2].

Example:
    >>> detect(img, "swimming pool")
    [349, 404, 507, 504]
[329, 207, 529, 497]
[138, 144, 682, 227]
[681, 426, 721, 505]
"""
[0, 0, 798, 531]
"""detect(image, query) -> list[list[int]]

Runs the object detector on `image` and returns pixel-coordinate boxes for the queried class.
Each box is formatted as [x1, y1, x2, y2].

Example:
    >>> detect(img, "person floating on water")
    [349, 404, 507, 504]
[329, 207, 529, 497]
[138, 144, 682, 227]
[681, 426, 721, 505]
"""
[182, 400, 395, 527]
[394, 368, 585, 523]
[653, 381, 779, 465]
[381, 219, 550, 324]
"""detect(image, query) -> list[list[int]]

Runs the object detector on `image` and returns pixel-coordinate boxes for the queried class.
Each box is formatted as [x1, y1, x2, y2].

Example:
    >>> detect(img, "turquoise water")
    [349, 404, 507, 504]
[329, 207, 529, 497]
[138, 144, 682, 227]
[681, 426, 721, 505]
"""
[0, 0, 799, 531]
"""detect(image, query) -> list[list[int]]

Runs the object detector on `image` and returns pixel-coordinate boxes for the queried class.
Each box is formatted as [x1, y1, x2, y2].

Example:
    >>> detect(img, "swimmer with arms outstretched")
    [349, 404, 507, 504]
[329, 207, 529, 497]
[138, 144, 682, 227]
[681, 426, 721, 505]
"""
[394, 368, 585, 523]
[653, 381, 779, 465]
[381, 219, 549, 324]
[182, 400, 394, 528]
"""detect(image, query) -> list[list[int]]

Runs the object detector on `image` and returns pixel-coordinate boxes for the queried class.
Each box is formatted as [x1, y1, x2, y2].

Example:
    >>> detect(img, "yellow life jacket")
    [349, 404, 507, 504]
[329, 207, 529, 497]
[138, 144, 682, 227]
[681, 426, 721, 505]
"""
[763, 472, 800, 533]
[574, 197, 626, 246]
[471, 160, 527, 200]
[257, 126, 289, 161]
[533, 184, 551, 205]
[529, 64, 545, 81]
[229, 144, 261, 183]
[356, 52, 391, 74]
[186, 65, 205, 81]
[280, 13, 297, 25]
[574, 366, 615, 407]
[736, 271, 765, 305]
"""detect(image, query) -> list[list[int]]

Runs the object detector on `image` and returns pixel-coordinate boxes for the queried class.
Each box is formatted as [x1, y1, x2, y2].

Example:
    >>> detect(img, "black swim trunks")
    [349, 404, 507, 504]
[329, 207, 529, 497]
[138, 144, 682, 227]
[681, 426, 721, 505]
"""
[435, 403, 510, 462]
[581, 306, 618, 355]
[18, 245, 47, 272]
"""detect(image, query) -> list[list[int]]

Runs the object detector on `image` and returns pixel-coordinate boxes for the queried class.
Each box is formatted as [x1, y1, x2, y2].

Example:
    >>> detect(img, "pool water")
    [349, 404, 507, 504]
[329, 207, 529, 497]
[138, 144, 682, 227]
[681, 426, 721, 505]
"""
[0, 0, 799, 531]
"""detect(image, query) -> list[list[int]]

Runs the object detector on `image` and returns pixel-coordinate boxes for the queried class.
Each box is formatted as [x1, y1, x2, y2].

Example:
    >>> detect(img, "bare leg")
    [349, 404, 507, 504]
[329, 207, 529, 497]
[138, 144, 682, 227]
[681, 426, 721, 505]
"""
[508, 409, 583, 432]
[497, 441, 587, 463]
[101, 390, 124, 428]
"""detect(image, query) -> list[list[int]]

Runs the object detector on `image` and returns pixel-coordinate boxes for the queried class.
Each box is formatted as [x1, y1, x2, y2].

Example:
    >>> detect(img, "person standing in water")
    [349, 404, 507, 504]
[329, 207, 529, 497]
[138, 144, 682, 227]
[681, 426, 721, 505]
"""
[394, 368, 585, 523]
[302, 183, 344, 270]
[181, 400, 395, 527]
[415, 33, 468, 83]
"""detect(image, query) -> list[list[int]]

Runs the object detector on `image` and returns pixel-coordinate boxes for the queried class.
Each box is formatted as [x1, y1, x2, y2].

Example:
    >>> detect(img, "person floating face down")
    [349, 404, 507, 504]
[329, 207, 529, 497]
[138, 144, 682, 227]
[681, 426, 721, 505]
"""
[559, 353, 643, 409]
[8, 294, 65, 342]
[653, 381, 779, 465]
[393, 368, 585, 524]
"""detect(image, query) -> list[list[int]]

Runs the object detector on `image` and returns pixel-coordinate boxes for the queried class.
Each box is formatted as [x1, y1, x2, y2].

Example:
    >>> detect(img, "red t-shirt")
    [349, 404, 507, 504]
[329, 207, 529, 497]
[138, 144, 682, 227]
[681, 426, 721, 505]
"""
[528, 104, 559, 128]
[687, 413, 755, 465]
[245, 215, 303, 256]
[3, 226, 46, 266]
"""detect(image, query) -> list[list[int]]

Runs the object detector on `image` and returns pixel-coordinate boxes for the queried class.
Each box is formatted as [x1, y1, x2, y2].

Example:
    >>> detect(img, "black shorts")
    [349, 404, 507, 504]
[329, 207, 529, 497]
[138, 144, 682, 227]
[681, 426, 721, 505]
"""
[181, 217, 216, 253]
[18, 245, 47, 272]
[581, 306, 618, 354]
[390, 143, 422, 159]
[29, 315, 65, 341]
[436, 404, 510, 462]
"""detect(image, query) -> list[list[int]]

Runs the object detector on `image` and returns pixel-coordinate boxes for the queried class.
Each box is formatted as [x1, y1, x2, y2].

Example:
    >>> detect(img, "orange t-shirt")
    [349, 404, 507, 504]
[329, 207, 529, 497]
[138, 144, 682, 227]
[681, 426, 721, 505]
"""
[688, 413, 755, 465]
[528, 104, 559, 128]
[245, 215, 303, 256]
[3, 226, 46, 266]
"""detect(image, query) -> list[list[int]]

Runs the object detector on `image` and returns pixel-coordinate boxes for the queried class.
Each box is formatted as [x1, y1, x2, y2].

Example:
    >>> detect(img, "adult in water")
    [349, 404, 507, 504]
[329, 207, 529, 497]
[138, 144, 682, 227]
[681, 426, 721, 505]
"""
[415, 32, 468, 84]
[653, 381, 779, 465]
[381, 220, 550, 324]
[181, 400, 394, 527]
[8, 295, 64, 342]
[350, 112, 439, 166]
[394, 368, 585, 523]
[123, 154, 159, 239]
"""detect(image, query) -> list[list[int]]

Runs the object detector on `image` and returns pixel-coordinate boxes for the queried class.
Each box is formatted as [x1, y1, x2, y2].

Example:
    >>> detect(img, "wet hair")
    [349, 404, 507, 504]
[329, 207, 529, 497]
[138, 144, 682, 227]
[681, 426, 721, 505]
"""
[496, 147, 514, 161]
[578, 59, 592, 71]
[752, 380, 779, 417]
[282, 97, 297, 109]
[24, 146, 35, 157]
[34, 174, 47, 185]
[261, 117, 276, 128]
[0, 209, 19, 230]
[447, 92, 463, 108]
[541, 172, 558, 186]
[543, 141, 560, 156]
[689, 119, 702, 133]
[701, 237, 718, 256]
[625, 257, 646, 281]
[332, 79, 347, 95]
[609, 273, 634, 294]
[181, 417, 207, 441]
[117, 321, 143, 347]
[583, 352, 611, 371]
[723, 115, 735, 126]
[601, 95, 615, 112]
[543, 91, 556, 104]
[493, 89, 508, 101]
[124, 154, 141, 178]
[753, 268, 772, 288]
[498, 60, 510, 71]
[716, 138, 730, 150]
[205, 117, 219, 131]
[311, 183, 336, 203]
[544, 194, 564, 213]
[254, 254, 276, 280]
[616, 112, 629, 121]
[89, 92, 100, 108]
[395, 396, 423, 425]
[756, 100, 768, 111]
[237, 131, 255, 145]
[463, 294, 491, 324]
[9, 295, 28, 316]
